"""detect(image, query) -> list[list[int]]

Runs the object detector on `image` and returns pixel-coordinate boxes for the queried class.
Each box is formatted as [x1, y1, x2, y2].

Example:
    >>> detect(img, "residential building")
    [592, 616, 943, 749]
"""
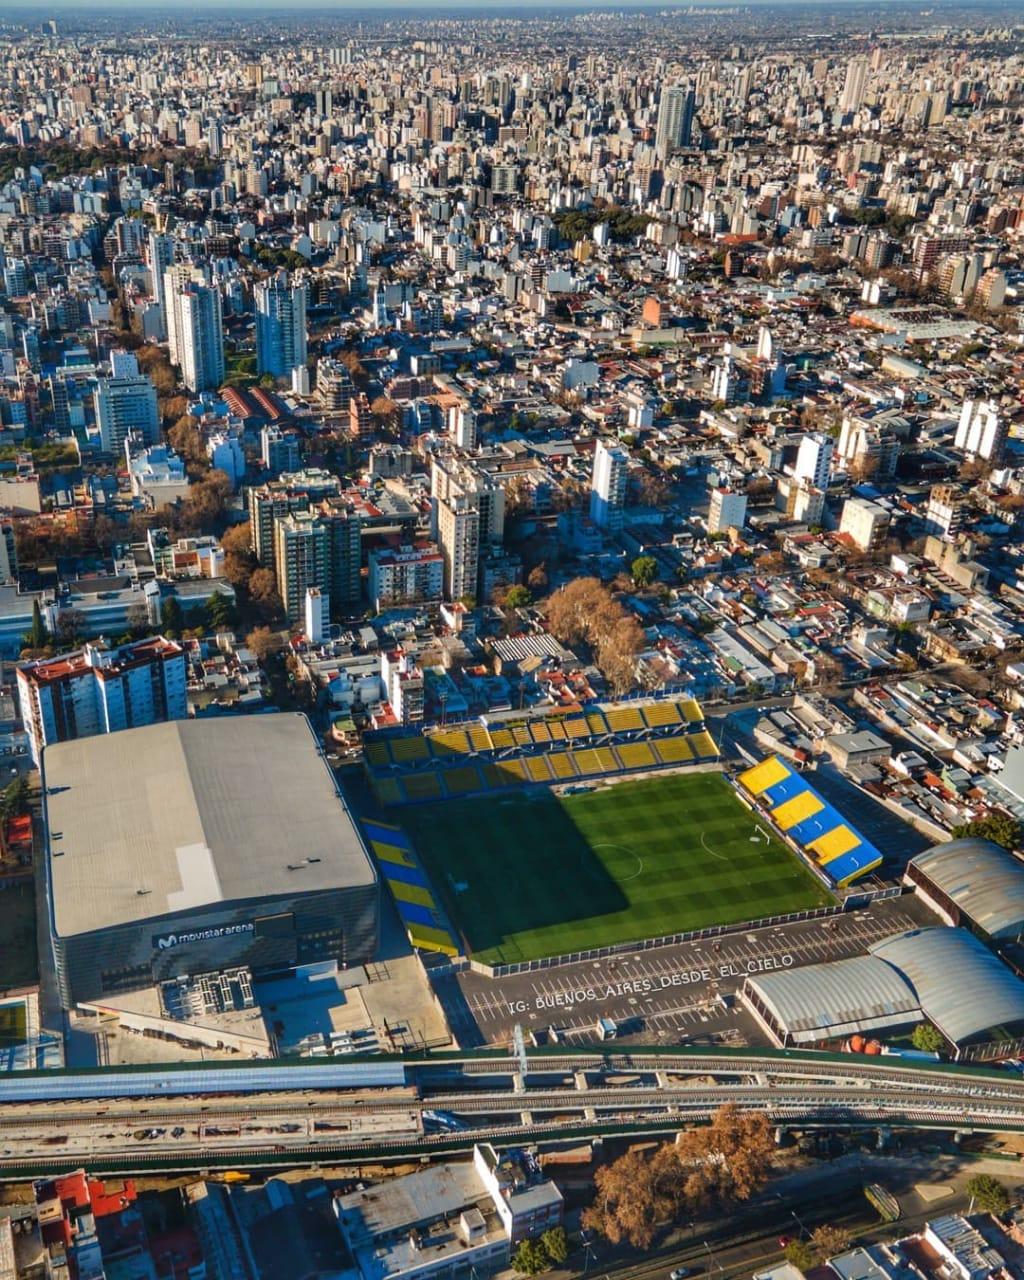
[840, 55, 869, 111]
[839, 496, 891, 553]
[437, 491, 480, 602]
[655, 83, 696, 160]
[93, 354, 160, 454]
[589, 439, 628, 532]
[171, 278, 225, 392]
[956, 398, 1006, 464]
[255, 270, 308, 378]
[708, 488, 748, 534]
[261, 424, 301, 476]
[381, 647, 424, 724]
[247, 469, 342, 564]
[925, 484, 967, 539]
[305, 586, 329, 644]
[794, 432, 834, 490]
[369, 543, 444, 610]
[147, 230, 175, 339]
[274, 510, 329, 622]
[18, 636, 187, 764]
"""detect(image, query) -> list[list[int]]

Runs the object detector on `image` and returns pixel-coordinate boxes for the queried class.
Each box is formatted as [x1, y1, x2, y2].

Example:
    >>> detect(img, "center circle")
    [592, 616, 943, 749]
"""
[589, 843, 644, 882]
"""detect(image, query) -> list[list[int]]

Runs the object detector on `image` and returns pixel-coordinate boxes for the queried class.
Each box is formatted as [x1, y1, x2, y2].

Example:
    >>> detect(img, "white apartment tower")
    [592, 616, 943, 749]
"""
[589, 439, 629, 531]
[955, 398, 1006, 464]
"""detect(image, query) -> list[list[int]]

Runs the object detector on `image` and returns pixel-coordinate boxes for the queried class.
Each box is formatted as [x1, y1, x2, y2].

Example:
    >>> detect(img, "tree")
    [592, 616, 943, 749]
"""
[952, 813, 1020, 851]
[672, 1104, 775, 1208]
[966, 1173, 1009, 1216]
[248, 567, 281, 619]
[53, 609, 85, 647]
[540, 1228, 569, 1266]
[810, 1224, 852, 1260]
[207, 590, 237, 630]
[25, 599, 48, 650]
[160, 597, 185, 636]
[0, 776, 30, 821]
[527, 564, 549, 594]
[911, 1022, 944, 1053]
[245, 627, 280, 662]
[784, 1240, 815, 1270]
[511, 1239, 549, 1275]
[582, 1149, 665, 1250]
[631, 555, 658, 588]
[504, 585, 532, 609]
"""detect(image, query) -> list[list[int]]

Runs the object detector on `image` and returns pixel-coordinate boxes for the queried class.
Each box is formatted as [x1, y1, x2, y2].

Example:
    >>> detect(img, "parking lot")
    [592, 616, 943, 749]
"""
[433, 894, 937, 1046]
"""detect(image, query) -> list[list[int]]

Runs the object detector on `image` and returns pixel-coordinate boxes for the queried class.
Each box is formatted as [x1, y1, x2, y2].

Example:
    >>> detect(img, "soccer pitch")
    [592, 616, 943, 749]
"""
[400, 772, 834, 966]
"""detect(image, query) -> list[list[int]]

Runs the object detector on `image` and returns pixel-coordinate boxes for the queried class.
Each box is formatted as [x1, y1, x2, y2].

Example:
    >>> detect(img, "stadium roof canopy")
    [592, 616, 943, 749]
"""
[744, 954, 920, 1044]
[43, 714, 376, 939]
[909, 839, 1024, 940]
[870, 927, 1024, 1046]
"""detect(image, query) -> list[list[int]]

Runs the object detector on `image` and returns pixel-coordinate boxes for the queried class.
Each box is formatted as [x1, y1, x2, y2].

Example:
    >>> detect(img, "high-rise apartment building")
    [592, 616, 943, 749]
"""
[18, 637, 187, 765]
[93, 352, 160, 454]
[255, 271, 308, 379]
[840, 56, 869, 112]
[708, 488, 748, 534]
[437, 492, 481, 603]
[274, 511, 329, 622]
[589, 439, 629, 531]
[147, 231, 175, 340]
[247, 469, 343, 564]
[173, 281, 225, 392]
[794, 432, 834, 491]
[655, 84, 696, 161]
[955, 398, 1007, 464]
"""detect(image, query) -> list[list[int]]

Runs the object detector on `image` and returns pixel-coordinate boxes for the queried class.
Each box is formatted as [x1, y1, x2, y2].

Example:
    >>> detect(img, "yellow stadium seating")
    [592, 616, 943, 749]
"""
[530, 722, 552, 744]
[616, 742, 657, 771]
[643, 702, 682, 727]
[738, 756, 791, 796]
[391, 736, 430, 763]
[565, 717, 590, 738]
[654, 738, 694, 764]
[443, 766, 482, 796]
[587, 712, 608, 735]
[429, 730, 471, 756]
[691, 731, 720, 760]
[572, 749, 604, 776]
[390, 881, 435, 908]
[547, 721, 567, 741]
[370, 841, 417, 868]
[402, 773, 442, 801]
[407, 925, 459, 956]
[679, 698, 704, 724]
[513, 726, 533, 746]
[524, 756, 553, 783]
[489, 728, 515, 750]
[468, 726, 492, 752]
[605, 706, 645, 732]
[772, 790, 825, 832]
[547, 752, 578, 779]
[365, 740, 391, 767]
[809, 825, 861, 865]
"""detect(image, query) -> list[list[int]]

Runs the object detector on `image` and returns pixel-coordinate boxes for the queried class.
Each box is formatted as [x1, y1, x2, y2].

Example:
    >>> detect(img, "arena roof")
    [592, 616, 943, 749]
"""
[870, 928, 1024, 1046]
[909, 839, 1024, 940]
[743, 954, 921, 1044]
[43, 714, 376, 939]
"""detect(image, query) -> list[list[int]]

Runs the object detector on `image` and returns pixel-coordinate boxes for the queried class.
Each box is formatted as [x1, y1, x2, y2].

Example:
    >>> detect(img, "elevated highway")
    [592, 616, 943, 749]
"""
[4, 1046, 1024, 1177]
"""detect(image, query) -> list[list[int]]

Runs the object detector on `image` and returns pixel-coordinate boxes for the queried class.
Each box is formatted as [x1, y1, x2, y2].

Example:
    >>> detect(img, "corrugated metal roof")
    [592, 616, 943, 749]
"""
[910, 839, 1024, 939]
[870, 927, 1024, 1045]
[745, 954, 920, 1042]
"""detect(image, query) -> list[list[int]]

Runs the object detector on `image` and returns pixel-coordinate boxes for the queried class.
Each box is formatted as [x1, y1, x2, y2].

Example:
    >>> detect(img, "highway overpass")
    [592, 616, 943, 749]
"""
[4, 1046, 1024, 1177]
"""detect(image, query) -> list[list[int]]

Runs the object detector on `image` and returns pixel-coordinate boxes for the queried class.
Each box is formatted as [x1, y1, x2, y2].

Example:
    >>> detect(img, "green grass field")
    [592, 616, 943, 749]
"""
[401, 772, 833, 965]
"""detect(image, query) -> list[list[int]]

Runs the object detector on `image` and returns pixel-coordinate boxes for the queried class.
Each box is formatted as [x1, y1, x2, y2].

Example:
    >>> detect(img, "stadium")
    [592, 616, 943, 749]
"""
[390, 771, 834, 967]
[42, 715, 379, 1008]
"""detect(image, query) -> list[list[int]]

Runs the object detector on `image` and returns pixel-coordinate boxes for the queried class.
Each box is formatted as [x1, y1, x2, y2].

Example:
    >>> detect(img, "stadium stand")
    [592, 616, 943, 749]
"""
[366, 696, 719, 805]
[361, 820, 458, 956]
[737, 754, 882, 886]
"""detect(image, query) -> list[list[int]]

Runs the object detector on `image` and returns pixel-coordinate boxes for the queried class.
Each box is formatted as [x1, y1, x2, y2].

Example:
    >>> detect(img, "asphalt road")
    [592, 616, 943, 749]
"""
[434, 895, 936, 1046]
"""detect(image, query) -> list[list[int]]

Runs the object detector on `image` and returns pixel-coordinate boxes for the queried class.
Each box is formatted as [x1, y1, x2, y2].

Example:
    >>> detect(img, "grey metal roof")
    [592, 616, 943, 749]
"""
[44, 714, 376, 939]
[909, 839, 1024, 939]
[869, 927, 1024, 1045]
[744, 954, 920, 1043]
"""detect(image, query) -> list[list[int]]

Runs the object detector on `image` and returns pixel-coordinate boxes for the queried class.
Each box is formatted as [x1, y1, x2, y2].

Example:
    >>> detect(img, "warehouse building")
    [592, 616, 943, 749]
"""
[43, 714, 378, 1008]
[905, 838, 1024, 941]
[741, 927, 1024, 1057]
